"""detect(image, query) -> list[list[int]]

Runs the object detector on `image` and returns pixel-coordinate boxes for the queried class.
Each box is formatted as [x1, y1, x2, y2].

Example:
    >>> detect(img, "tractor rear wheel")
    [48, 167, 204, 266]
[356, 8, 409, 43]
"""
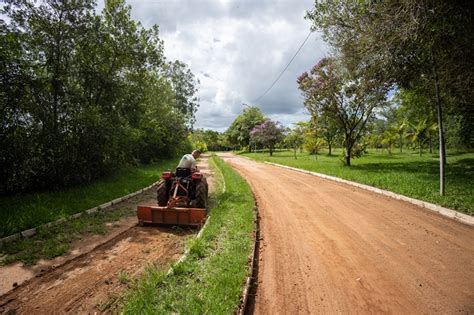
[193, 180, 207, 208]
[157, 180, 169, 206]
[202, 177, 209, 197]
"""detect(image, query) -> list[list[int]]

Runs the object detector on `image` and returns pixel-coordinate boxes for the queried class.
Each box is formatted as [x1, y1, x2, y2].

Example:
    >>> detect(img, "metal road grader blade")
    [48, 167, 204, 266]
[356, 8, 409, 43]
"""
[137, 204, 206, 227]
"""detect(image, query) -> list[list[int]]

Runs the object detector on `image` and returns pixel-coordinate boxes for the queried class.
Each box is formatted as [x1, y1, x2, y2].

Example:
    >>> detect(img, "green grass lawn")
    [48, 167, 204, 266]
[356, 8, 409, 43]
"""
[241, 149, 474, 215]
[121, 155, 255, 314]
[0, 159, 179, 237]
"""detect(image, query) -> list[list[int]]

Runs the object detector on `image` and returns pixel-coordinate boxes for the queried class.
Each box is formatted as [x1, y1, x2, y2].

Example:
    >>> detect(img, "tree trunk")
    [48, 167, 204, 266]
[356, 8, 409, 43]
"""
[429, 135, 433, 154]
[269, 144, 273, 156]
[400, 135, 403, 153]
[344, 153, 350, 166]
[344, 137, 351, 166]
[432, 56, 445, 195]
[419, 141, 422, 156]
[328, 142, 332, 155]
[294, 148, 297, 159]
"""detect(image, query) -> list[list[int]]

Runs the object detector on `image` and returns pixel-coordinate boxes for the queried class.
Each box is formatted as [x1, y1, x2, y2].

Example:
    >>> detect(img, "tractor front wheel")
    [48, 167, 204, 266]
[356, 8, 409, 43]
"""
[157, 180, 169, 206]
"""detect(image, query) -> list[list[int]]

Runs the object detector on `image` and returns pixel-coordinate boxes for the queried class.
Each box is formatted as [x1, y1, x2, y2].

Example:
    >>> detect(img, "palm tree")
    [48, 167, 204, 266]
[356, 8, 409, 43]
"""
[406, 119, 437, 156]
[381, 128, 398, 155]
[397, 119, 408, 153]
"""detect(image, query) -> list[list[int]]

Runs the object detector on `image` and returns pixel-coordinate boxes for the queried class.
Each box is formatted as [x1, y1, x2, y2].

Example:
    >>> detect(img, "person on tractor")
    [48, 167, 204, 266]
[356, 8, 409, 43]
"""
[142, 148, 208, 225]
[177, 149, 201, 173]
[164, 149, 207, 208]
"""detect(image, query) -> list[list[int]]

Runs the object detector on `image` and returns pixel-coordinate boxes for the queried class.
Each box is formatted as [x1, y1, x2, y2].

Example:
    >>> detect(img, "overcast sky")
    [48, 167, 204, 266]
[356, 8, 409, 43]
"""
[124, 0, 329, 131]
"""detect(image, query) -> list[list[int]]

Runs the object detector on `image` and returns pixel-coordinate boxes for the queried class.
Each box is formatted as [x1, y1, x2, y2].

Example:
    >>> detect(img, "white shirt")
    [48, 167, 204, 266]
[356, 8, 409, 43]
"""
[177, 154, 196, 170]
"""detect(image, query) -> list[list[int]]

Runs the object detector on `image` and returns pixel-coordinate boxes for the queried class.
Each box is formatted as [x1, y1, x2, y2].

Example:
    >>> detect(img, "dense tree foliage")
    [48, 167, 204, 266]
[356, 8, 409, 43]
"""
[189, 129, 228, 152]
[297, 58, 387, 166]
[306, 0, 473, 194]
[284, 125, 305, 159]
[225, 107, 265, 151]
[0, 0, 198, 193]
[316, 115, 339, 156]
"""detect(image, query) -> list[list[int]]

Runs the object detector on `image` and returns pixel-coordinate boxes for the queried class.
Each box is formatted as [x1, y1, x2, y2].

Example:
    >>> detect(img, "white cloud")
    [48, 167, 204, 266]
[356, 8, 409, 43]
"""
[125, 0, 328, 130]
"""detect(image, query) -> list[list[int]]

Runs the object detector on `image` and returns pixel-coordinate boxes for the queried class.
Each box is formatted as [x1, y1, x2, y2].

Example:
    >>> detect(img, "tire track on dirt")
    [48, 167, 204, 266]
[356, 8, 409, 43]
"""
[0, 226, 191, 314]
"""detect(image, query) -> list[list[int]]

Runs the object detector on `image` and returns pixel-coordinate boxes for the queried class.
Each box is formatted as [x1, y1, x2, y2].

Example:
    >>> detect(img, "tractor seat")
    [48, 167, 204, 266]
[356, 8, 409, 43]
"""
[175, 167, 192, 178]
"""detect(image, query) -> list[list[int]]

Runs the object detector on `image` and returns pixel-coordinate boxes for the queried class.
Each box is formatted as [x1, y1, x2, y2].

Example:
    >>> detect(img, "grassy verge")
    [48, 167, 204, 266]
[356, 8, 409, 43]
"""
[0, 206, 135, 265]
[121, 155, 255, 314]
[0, 159, 179, 237]
[241, 149, 473, 215]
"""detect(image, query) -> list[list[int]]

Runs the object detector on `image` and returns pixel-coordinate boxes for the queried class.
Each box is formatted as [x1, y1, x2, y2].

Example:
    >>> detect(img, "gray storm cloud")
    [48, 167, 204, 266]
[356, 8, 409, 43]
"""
[125, 0, 328, 131]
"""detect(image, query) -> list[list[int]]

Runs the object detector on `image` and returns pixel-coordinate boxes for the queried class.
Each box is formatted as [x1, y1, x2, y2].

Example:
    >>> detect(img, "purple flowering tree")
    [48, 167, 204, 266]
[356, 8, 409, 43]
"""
[250, 119, 284, 156]
[297, 57, 387, 166]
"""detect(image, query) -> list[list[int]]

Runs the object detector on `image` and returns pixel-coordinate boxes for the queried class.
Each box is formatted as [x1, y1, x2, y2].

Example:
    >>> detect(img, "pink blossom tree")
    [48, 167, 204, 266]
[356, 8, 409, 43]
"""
[250, 120, 285, 156]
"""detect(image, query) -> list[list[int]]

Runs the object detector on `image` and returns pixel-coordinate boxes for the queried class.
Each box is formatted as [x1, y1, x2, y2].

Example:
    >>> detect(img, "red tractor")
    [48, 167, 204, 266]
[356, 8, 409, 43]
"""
[137, 168, 208, 227]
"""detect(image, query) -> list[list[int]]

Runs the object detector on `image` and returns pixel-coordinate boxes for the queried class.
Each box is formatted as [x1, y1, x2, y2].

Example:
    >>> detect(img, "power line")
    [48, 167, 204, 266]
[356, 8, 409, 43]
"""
[252, 30, 312, 103]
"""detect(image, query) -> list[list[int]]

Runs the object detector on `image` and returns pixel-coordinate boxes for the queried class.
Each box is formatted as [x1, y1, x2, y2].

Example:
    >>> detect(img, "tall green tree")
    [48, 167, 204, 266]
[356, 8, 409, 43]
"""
[225, 107, 265, 151]
[284, 126, 305, 159]
[298, 121, 326, 158]
[0, 0, 198, 193]
[166, 60, 200, 127]
[1, 0, 99, 189]
[381, 127, 398, 155]
[315, 115, 339, 155]
[297, 58, 387, 166]
[306, 0, 474, 194]
[406, 119, 438, 156]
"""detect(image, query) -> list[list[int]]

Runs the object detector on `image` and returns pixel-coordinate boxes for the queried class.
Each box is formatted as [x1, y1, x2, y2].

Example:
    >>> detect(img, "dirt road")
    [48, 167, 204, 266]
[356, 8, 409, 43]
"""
[219, 154, 474, 314]
[0, 156, 213, 314]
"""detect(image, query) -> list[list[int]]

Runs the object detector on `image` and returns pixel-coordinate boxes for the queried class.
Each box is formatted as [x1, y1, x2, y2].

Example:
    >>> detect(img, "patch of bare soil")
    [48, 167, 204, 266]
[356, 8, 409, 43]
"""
[219, 153, 474, 314]
[0, 226, 191, 314]
[0, 155, 213, 314]
[0, 189, 157, 297]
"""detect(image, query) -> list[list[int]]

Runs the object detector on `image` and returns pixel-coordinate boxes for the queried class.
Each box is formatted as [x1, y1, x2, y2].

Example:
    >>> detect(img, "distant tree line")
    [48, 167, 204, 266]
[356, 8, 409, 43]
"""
[0, 0, 199, 194]
[223, 107, 285, 155]
[188, 129, 231, 152]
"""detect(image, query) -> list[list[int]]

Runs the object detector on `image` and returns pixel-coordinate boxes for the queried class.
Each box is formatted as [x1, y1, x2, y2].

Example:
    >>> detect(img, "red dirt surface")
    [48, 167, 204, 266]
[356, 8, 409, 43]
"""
[0, 156, 213, 314]
[220, 153, 474, 314]
[0, 195, 152, 297]
[0, 226, 190, 314]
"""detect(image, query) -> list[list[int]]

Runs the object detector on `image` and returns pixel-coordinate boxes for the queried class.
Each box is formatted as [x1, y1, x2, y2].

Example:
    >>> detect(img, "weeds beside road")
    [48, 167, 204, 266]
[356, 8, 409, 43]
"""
[0, 206, 135, 265]
[121, 155, 255, 314]
[242, 149, 473, 215]
[0, 159, 179, 237]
